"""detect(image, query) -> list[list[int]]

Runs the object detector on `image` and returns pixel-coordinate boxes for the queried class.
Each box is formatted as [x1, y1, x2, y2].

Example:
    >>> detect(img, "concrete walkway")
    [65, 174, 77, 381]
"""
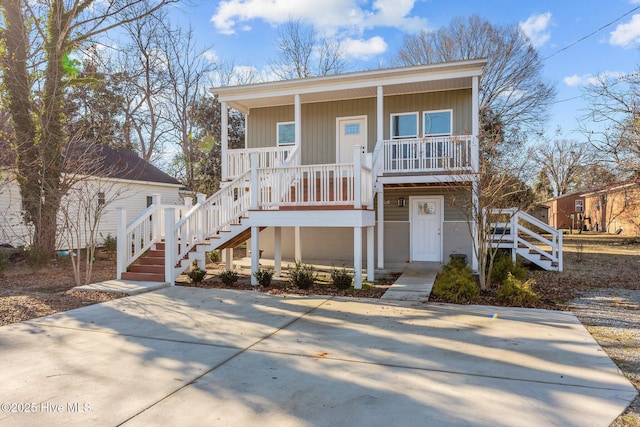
[0, 285, 636, 426]
[381, 261, 439, 302]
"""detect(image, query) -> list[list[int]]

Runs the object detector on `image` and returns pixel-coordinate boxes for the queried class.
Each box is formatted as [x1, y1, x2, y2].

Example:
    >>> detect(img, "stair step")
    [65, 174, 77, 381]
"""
[138, 256, 164, 266]
[147, 250, 165, 258]
[128, 264, 164, 274]
[121, 271, 166, 282]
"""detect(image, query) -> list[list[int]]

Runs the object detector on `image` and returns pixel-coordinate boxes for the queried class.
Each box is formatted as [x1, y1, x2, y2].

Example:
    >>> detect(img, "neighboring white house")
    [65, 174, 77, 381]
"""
[0, 144, 183, 250]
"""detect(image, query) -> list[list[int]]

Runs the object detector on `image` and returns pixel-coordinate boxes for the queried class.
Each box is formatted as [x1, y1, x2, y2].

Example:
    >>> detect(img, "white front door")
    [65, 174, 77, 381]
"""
[337, 116, 367, 163]
[410, 197, 443, 262]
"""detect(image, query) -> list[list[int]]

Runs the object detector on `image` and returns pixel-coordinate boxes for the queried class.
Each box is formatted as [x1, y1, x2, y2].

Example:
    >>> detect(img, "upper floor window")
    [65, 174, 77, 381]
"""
[277, 122, 295, 145]
[390, 112, 418, 139]
[423, 110, 452, 136]
[575, 199, 584, 212]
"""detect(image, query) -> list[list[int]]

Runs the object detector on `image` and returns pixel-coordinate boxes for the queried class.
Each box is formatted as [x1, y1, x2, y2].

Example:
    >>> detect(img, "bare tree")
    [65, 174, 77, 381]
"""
[395, 15, 555, 146]
[0, 0, 177, 257]
[270, 19, 346, 80]
[529, 139, 595, 196]
[580, 71, 640, 176]
[163, 25, 216, 190]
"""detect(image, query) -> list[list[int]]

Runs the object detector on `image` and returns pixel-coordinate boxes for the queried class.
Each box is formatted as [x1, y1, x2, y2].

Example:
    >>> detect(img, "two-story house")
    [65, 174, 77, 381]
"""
[116, 59, 485, 287]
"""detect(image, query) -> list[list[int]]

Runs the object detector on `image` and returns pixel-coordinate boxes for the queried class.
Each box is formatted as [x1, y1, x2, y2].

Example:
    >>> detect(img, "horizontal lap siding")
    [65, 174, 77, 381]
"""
[381, 187, 470, 222]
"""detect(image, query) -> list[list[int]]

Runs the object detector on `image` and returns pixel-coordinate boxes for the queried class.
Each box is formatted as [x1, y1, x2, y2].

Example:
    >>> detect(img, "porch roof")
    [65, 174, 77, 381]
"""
[212, 59, 486, 113]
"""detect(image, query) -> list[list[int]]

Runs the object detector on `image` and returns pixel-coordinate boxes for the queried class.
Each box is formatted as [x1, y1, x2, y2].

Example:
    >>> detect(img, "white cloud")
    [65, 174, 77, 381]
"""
[610, 14, 640, 47]
[211, 0, 427, 36]
[342, 36, 388, 60]
[563, 71, 627, 87]
[519, 12, 552, 48]
[202, 50, 219, 63]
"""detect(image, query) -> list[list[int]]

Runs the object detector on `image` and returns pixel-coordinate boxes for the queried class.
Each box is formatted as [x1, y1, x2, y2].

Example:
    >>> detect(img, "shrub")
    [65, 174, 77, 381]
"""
[432, 259, 479, 304]
[208, 250, 220, 263]
[219, 269, 239, 286]
[253, 267, 274, 288]
[490, 251, 527, 285]
[101, 233, 117, 259]
[497, 273, 540, 306]
[25, 247, 51, 268]
[0, 252, 9, 273]
[331, 267, 353, 290]
[287, 260, 316, 289]
[187, 267, 207, 284]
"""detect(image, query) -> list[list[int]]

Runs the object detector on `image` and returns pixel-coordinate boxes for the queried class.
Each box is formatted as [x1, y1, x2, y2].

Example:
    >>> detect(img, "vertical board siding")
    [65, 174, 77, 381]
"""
[382, 186, 470, 222]
[247, 88, 471, 164]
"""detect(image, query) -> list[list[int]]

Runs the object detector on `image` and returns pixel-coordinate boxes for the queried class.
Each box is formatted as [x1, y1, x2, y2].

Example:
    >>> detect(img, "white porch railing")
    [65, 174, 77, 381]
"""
[381, 136, 472, 174]
[227, 146, 297, 180]
[116, 195, 191, 279]
[256, 147, 373, 209]
[489, 208, 563, 272]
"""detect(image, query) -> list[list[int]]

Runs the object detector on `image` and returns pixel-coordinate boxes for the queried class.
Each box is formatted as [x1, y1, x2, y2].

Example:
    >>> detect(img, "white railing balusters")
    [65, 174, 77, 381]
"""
[381, 136, 472, 174]
[227, 146, 296, 179]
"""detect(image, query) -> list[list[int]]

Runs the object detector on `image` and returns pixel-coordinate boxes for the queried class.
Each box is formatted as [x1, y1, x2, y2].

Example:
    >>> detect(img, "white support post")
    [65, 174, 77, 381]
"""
[511, 213, 517, 264]
[164, 207, 176, 285]
[196, 193, 206, 242]
[116, 207, 127, 280]
[224, 248, 234, 270]
[367, 226, 374, 282]
[377, 86, 384, 144]
[251, 226, 259, 285]
[471, 182, 479, 272]
[294, 226, 301, 261]
[221, 101, 229, 181]
[151, 194, 161, 241]
[471, 76, 480, 174]
[558, 232, 563, 272]
[274, 227, 282, 277]
[354, 145, 362, 209]
[250, 151, 259, 210]
[377, 187, 384, 270]
[354, 226, 363, 289]
[294, 94, 301, 148]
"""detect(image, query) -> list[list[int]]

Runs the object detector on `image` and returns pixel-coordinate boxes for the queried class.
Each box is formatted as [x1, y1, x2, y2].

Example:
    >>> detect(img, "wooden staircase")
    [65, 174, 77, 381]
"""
[120, 243, 167, 282]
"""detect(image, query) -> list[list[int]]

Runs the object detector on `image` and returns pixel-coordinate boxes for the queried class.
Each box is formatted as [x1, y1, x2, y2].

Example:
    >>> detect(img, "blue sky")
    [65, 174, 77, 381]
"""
[171, 0, 640, 142]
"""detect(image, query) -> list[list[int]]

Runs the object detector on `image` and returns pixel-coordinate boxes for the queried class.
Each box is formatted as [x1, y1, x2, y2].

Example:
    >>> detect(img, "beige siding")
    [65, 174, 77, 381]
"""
[381, 186, 470, 222]
[246, 88, 472, 164]
[384, 90, 472, 137]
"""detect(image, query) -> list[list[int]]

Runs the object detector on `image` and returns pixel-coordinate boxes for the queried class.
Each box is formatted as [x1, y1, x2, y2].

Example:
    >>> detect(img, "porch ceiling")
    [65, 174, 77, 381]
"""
[213, 59, 486, 113]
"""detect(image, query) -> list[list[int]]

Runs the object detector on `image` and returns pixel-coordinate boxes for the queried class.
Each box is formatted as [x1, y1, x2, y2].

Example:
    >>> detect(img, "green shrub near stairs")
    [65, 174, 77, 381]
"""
[432, 258, 479, 304]
[219, 269, 239, 286]
[287, 260, 316, 289]
[497, 273, 540, 306]
[490, 251, 527, 286]
[187, 268, 207, 284]
[253, 267, 274, 288]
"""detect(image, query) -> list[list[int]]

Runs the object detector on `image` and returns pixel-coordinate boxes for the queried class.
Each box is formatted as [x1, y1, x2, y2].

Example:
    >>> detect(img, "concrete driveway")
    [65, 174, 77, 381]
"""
[0, 286, 636, 426]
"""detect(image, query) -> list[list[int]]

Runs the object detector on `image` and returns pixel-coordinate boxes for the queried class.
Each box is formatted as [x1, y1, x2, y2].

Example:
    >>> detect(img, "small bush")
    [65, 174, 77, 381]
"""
[432, 259, 479, 304]
[219, 269, 239, 286]
[287, 260, 316, 289]
[25, 247, 51, 268]
[101, 233, 117, 259]
[253, 267, 274, 287]
[187, 267, 207, 284]
[0, 252, 10, 273]
[490, 252, 527, 285]
[497, 273, 540, 306]
[208, 250, 220, 263]
[331, 267, 353, 290]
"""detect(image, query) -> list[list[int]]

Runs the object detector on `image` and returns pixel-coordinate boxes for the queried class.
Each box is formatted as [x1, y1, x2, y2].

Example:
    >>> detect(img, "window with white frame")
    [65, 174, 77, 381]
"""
[423, 109, 452, 136]
[575, 199, 584, 212]
[390, 112, 418, 139]
[277, 122, 296, 145]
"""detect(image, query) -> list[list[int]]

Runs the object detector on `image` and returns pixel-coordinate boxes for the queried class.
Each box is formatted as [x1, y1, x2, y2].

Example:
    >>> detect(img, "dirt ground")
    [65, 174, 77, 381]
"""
[0, 235, 639, 425]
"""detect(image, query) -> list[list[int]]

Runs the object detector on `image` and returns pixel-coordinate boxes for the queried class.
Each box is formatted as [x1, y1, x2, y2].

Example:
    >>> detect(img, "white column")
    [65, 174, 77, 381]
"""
[367, 226, 374, 282]
[224, 248, 234, 270]
[354, 145, 362, 209]
[471, 76, 480, 174]
[354, 226, 363, 289]
[164, 207, 176, 285]
[377, 187, 384, 269]
[294, 226, 301, 261]
[116, 207, 127, 280]
[221, 101, 229, 181]
[250, 151, 259, 210]
[251, 226, 260, 285]
[151, 193, 161, 241]
[274, 227, 282, 277]
[377, 85, 384, 143]
[294, 94, 301, 148]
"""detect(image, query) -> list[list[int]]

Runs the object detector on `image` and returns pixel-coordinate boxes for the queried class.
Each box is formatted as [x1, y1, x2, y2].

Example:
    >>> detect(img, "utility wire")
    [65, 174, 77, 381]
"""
[544, 4, 640, 60]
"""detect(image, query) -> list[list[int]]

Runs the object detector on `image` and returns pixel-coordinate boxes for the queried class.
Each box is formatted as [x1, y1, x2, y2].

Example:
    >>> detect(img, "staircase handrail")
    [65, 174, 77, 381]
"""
[167, 170, 252, 282]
